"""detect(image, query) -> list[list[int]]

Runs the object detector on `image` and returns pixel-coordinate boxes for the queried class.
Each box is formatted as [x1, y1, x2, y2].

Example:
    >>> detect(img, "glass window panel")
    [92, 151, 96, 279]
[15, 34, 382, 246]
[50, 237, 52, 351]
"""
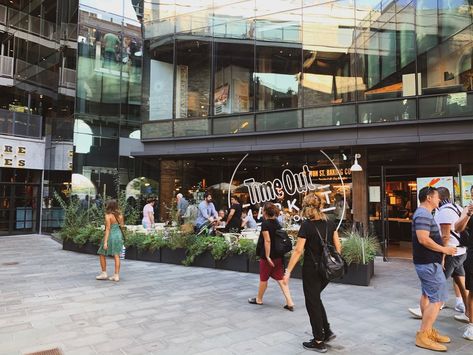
[175, 39, 211, 118]
[212, 1, 255, 39]
[255, 9, 301, 43]
[416, 0, 439, 55]
[255, 109, 302, 131]
[256, 0, 301, 17]
[419, 92, 473, 119]
[174, 119, 210, 137]
[147, 39, 174, 120]
[303, 2, 357, 106]
[141, 121, 173, 139]
[255, 46, 301, 110]
[358, 98, 416, 123]
[214, 41, 254, 115]
[176, 9, 212, 35]
[439, 0, 472, 39]
[418, 26, 473, 95]
[213, 114, 255, 134]
[304, 104, 356, 127]
[356, 0, 416, 101]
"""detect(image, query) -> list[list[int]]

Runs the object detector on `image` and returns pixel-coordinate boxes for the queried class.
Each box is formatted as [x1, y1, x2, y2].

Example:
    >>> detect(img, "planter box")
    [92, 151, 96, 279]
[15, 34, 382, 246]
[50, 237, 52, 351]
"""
[249, 259, 259, 274]
[137, 249, 161, 263]
[332, 260, 374, 286]
[63, 239, 98, 255]
[161, 247, 187, 265]
[125, 246, 138, 260]
[216, 254, 248, 273]
[192, 251, 216, 268]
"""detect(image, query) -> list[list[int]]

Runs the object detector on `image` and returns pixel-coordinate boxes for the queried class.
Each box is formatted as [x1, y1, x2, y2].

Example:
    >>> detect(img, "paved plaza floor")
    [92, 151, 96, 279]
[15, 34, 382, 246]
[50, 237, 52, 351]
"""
[1, 235, 473, 355]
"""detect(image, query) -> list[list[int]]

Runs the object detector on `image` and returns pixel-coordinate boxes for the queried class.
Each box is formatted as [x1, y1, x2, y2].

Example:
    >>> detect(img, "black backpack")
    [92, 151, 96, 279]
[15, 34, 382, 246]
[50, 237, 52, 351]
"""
[273, 228, 293, 257]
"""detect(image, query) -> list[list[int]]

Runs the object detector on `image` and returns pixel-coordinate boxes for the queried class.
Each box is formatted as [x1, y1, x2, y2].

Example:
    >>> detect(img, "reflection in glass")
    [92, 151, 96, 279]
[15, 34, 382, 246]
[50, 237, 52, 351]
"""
[255, 46, 301, 110]
[175, 40, 211, 118]
[303, 2, 357, 106]
[214, 42, 254, 115]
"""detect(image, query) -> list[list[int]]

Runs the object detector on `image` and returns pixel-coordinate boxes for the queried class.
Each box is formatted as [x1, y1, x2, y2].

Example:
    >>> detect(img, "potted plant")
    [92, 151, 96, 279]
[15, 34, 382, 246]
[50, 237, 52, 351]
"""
[216, 235, 251, 273]
[334, 230, 380, 286]
[183, 235, 216, 268]
[160, 229, 188, 265]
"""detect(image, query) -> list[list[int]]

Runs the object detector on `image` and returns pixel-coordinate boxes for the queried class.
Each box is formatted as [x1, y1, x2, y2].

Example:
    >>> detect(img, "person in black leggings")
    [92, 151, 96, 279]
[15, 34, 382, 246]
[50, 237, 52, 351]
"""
[284, 193, 341, 353]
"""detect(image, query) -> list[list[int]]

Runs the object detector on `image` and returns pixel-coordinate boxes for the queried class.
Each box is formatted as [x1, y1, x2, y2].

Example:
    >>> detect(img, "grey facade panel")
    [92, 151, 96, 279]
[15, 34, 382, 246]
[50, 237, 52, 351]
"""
[132, 120, 473, 157]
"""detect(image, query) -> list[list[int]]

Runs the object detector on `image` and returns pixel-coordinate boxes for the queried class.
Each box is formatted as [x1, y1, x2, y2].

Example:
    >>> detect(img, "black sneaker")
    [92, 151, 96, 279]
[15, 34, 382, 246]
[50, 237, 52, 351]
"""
[324, 329, 336, 343]
[302, 340, 327, 353]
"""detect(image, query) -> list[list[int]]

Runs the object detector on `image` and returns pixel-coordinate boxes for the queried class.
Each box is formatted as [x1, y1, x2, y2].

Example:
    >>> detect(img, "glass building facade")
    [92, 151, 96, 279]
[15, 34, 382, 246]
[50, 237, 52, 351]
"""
[141, 0, 473, 138]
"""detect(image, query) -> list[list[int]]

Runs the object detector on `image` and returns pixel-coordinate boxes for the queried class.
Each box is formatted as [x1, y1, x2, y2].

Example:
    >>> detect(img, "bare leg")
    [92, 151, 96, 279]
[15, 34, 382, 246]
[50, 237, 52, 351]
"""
[256, 281, 268, 303]
[420, 294, 429, 315]
[114, 255, 120, 275]
[454, 275, 469, 316]
[99, 255, 106, 272]
[277, 280, 294, 307]
[420, 300, 442, 332]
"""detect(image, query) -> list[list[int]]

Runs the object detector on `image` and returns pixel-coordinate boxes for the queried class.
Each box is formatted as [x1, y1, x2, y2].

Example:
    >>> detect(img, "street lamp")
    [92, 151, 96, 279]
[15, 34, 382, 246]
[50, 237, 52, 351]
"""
[351, 153, 362, 172]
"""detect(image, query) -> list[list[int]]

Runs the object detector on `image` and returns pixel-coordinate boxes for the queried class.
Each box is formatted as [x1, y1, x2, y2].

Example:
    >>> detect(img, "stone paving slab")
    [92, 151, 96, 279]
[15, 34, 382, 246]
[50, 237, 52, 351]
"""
[0, 235, 473, 354]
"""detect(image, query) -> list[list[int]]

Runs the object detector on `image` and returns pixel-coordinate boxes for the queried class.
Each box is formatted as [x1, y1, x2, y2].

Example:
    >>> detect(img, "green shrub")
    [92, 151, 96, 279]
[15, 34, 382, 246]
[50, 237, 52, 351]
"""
[124, 231, 148, 250]
[340, 230, 380, 265]
[237, 238, 256, 260]
[183, 235, 210, 266]
[143, 232, 166, 252]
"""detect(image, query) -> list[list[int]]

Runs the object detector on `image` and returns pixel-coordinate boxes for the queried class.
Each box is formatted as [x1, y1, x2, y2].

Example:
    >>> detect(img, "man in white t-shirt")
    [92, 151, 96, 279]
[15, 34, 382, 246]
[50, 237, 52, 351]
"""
[434, 187, 469, 322]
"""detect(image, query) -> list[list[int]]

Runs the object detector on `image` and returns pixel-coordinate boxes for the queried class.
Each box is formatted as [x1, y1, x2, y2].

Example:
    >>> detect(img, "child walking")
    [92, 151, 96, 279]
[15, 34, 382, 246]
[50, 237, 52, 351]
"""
[96, 199, 125, 282]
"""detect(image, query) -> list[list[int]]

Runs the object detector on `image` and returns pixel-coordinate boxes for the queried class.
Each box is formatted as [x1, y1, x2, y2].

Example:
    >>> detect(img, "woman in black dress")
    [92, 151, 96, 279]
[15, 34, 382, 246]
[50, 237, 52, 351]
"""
[284, 194, 342, 353]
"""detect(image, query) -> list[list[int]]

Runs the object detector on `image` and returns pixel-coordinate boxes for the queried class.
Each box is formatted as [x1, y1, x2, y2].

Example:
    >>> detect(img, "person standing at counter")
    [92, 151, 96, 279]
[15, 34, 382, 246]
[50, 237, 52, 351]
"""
[412, 186, 456, 352]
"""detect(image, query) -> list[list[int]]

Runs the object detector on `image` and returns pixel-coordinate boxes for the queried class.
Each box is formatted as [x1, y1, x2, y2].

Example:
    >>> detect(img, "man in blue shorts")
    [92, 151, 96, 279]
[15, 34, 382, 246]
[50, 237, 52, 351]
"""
[412, 186, 456, 352]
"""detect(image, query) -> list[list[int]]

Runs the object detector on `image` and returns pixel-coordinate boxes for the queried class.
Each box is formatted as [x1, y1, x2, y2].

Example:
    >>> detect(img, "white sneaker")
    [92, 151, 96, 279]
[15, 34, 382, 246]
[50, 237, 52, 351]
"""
[455, 301, 466, 313]
[408, 307, 422, 319]
[440, 302, 446, 310]
[463, 324, 473, 341]
[454, 313, 470, 323]
[96, 272, 108, 280]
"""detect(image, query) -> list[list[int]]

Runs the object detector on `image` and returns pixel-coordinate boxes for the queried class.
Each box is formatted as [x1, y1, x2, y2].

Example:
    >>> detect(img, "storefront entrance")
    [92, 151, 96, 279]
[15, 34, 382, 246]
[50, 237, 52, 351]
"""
[0, 183, 41, 236]
[374, 164, 463, 260]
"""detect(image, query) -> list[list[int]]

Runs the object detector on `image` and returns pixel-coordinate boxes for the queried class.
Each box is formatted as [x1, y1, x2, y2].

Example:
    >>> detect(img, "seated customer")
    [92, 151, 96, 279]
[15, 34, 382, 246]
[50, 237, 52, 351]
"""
[242, 208, 257, 229]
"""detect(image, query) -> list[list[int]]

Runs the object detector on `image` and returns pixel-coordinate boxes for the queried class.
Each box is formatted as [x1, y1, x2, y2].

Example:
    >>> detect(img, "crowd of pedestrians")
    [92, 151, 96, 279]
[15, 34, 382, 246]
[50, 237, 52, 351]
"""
[91, 184, 473, 353]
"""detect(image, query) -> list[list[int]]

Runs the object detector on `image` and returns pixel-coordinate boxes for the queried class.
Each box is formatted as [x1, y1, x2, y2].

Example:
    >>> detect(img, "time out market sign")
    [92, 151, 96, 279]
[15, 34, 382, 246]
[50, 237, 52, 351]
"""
[228, 150, 347, 230]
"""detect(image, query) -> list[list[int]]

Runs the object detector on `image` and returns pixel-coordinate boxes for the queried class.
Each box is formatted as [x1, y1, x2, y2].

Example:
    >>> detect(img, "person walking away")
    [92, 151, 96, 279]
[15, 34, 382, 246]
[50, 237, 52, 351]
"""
[283, 193, 341, 353]
[142, 197, 156, 230]
[455, 185, 473, 340]
[248, 202, 294, 311]
[433, 187, 469, 323]
[412, 186, 456, 351]
[226, 196, 242, 233]
[96, 199, 125, 282]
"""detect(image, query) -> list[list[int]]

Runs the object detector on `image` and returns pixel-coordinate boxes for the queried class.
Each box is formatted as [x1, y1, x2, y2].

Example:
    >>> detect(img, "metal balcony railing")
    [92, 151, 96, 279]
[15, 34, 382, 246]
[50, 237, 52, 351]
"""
[0, 55, 14, 78]
[0, 108, 42, 139]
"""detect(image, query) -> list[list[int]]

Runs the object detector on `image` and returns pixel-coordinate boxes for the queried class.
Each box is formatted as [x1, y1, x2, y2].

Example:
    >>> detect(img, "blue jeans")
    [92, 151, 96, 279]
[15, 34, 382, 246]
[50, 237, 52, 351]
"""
[415, 262, 448, 303]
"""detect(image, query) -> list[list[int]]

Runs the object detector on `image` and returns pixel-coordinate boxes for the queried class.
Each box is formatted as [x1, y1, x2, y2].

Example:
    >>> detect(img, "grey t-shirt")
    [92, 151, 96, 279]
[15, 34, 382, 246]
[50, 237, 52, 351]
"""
[412, 207, 443, 264]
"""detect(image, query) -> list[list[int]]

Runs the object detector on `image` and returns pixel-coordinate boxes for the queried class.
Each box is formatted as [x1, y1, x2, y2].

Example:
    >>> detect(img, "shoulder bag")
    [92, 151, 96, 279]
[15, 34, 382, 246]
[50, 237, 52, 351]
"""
[309, 223, 346, 281]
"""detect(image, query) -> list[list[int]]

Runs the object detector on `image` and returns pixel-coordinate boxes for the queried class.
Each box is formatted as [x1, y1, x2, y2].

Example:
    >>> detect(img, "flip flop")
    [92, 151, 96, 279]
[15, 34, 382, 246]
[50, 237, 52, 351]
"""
[284, 305, 294, 312]
[248, 297, 263, 305]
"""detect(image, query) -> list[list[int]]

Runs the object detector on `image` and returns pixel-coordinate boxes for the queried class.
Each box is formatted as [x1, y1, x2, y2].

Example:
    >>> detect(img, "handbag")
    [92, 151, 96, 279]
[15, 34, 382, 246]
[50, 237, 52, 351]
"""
[309, 223, 346, 281]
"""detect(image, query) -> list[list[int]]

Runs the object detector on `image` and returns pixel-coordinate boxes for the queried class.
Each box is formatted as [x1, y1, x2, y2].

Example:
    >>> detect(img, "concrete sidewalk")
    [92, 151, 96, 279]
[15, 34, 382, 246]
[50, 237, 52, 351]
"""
[0, 235, 472, 355]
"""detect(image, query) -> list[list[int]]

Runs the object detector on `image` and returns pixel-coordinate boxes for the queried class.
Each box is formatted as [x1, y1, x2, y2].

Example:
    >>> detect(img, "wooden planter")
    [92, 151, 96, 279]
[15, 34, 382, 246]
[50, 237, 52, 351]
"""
[332, 260, 374, 286]
[216, 254, 249, 272]
[63, 239, 98, 255]
[192, 251, 216, 268]
[161, 247, 187, 265]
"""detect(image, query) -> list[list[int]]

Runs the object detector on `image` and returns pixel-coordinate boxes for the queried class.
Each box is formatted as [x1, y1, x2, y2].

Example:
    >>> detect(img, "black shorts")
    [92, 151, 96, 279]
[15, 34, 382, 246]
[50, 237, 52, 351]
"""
[464, 254, 473, 291]
[444, 254, 466, 278]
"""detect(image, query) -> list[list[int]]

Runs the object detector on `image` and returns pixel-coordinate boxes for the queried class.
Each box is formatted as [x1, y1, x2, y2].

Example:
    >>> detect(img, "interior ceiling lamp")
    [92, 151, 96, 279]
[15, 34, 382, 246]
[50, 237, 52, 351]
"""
[350, 153, 362, 172]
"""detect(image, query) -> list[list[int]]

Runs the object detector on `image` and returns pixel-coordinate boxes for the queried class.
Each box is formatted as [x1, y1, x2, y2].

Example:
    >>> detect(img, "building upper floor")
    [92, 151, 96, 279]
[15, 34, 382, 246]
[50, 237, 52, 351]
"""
[140, 0, 473, 141]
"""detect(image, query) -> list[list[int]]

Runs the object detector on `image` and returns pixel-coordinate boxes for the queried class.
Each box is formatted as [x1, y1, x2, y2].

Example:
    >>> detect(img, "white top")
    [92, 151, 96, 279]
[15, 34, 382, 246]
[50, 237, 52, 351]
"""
[434, 203, 466, 256]
[142, 203, 154, 224]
